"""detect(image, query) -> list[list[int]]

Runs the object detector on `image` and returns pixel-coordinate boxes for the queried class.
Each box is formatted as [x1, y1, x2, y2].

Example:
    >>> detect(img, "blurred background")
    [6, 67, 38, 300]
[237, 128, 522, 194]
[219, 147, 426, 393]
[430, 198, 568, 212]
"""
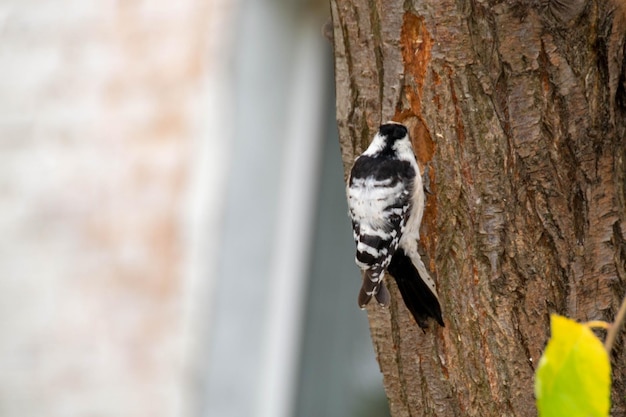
[0, 1, 390, 416]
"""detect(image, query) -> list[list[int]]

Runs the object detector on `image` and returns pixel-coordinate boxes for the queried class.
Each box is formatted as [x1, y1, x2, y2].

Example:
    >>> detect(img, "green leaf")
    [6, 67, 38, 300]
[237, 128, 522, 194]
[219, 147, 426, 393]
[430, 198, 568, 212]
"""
[535, 314, 611, 417]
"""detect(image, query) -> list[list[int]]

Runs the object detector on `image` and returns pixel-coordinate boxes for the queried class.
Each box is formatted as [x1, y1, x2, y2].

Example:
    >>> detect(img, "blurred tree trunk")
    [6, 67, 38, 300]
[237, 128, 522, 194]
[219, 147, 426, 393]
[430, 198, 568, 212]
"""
[330, 1, 626, 416]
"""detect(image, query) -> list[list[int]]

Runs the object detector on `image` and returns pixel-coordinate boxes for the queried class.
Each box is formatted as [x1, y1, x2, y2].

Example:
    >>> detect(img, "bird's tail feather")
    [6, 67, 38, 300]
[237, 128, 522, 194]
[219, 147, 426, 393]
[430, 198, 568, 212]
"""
[358, 273, 390, 308]
[387, 248, 444, 329]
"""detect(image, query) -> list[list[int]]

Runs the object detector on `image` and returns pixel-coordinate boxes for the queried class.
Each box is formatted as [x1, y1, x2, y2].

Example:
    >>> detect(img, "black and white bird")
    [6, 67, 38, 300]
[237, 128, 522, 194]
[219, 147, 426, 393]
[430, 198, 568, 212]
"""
[346, 122, 444, 329]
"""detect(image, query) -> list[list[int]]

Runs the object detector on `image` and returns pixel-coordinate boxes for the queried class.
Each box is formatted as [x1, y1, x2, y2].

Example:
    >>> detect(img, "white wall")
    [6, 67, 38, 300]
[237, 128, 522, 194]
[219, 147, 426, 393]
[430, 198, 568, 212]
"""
[0, 1, 230, 416]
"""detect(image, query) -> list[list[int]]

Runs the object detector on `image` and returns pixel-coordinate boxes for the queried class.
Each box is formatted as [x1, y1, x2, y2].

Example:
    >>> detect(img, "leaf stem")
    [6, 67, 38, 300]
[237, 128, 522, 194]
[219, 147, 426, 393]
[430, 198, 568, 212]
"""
[604, 295, 626, 353]
[585, 320, 610, 330]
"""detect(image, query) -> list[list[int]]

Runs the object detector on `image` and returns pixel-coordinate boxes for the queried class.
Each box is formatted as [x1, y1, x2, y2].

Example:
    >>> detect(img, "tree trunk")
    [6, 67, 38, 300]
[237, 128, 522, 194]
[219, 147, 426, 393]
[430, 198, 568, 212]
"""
[330, 1, 626, 416]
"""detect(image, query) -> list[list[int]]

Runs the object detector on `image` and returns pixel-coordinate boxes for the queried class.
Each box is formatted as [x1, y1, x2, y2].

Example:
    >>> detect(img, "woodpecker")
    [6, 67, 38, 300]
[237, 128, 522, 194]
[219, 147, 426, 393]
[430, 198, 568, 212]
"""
[346, 122, 444, 329]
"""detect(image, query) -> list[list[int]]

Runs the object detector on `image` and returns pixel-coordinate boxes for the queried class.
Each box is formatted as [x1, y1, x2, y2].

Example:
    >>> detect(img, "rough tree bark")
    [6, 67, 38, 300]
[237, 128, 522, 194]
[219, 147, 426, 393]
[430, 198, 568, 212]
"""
[330, 1, 626, 416]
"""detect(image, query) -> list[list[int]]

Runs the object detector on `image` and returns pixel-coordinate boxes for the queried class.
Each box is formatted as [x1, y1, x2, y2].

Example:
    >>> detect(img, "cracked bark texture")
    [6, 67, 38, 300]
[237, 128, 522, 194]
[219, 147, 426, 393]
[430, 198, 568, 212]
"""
[330, 1, 626, 416]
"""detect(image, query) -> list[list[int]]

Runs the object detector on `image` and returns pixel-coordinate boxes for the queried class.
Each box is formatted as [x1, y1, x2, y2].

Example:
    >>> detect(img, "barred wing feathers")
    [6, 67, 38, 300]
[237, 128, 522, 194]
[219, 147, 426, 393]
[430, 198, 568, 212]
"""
[348, 156, 415, 307]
